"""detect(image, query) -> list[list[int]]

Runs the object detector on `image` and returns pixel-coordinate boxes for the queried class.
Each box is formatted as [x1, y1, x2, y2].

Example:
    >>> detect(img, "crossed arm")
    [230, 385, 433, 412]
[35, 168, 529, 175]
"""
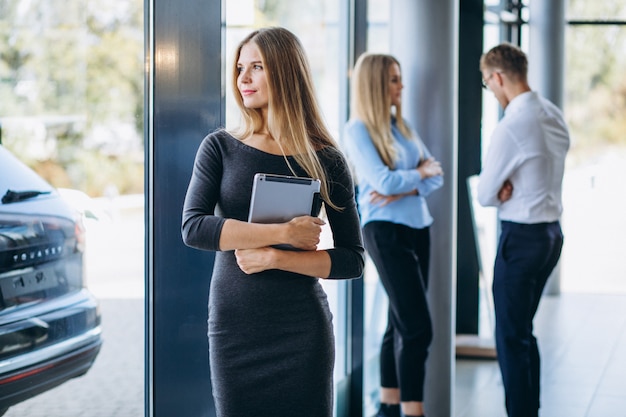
[368, 157, 444, 206]
[219, 216, 333, 277]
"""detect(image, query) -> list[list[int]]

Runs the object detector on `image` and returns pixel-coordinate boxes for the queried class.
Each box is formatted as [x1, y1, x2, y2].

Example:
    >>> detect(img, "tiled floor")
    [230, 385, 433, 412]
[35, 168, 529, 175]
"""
[454, 293, 626, 417]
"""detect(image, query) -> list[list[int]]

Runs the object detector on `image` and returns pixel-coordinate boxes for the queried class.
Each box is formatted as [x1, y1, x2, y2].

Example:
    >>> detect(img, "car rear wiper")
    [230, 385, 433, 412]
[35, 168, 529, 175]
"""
[2, 189, 51, 204]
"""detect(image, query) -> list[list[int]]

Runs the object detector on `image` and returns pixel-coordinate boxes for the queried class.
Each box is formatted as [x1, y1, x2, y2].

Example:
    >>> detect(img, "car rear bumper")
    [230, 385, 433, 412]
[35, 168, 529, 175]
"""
[0, 291, 103, 410]
[0, 326, 102, 409]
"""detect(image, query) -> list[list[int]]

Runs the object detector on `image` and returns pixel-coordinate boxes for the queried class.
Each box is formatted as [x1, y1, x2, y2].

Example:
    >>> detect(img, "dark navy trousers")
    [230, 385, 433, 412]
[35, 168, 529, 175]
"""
[363, 221, 432, 402]
[493, 220, 563, 417]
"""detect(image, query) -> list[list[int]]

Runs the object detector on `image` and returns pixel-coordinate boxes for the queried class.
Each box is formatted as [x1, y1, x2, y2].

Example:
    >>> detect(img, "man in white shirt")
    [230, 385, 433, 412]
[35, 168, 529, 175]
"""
[477, 43, 570, 417]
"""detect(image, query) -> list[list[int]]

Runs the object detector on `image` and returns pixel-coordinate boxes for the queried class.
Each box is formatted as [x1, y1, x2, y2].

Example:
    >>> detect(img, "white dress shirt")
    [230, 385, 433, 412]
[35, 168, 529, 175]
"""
[477, 91, 570, 223]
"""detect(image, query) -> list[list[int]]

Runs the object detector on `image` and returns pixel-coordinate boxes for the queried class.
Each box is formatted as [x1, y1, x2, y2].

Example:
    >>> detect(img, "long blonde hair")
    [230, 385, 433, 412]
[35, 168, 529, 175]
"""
[350, 53, 413, 169]
[230, 27, 340, 210]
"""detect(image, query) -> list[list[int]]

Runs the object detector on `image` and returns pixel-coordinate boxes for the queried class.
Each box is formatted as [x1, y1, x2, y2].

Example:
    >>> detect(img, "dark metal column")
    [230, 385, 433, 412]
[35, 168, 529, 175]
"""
[146, 0, 222, 416]
[340, 2, 367, 416]
[456, 0, 484, 335]
[390, 1, 458, 415]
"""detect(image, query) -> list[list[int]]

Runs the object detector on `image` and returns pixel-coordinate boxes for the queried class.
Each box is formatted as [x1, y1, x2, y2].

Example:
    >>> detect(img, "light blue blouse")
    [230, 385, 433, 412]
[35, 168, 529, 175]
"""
[342, 118, 444, 229]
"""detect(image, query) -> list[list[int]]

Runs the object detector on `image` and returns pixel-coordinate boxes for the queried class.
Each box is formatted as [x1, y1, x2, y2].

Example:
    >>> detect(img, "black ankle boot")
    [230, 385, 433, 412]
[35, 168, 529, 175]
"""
[375, 403, 401, 417]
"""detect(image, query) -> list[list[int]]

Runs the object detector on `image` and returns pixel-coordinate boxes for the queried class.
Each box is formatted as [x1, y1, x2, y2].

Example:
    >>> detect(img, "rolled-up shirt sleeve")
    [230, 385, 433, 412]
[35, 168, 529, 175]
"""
[477, 125, 521, 208]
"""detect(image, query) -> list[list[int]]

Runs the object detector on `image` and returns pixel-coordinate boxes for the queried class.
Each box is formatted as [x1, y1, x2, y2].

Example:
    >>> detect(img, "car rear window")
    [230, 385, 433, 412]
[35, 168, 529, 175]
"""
[0, 146, 54, 198]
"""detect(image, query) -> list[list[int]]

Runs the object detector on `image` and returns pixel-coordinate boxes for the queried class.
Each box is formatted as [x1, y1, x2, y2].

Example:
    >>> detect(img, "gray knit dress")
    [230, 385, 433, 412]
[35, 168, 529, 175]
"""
[181, 130, 365, 417]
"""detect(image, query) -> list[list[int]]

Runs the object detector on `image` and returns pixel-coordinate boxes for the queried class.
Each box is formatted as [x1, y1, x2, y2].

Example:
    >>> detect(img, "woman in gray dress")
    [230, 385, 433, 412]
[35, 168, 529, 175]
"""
[181, 27, 365, 417]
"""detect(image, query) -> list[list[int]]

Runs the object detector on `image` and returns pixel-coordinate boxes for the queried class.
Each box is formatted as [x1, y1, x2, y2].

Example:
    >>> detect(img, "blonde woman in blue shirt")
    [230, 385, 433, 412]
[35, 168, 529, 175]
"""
[343, 53, 444, 417]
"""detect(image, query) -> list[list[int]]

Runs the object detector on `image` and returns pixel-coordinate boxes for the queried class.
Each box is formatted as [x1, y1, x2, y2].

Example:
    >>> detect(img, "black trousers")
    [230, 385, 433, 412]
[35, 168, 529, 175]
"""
[363, 221, 432, 402]
[493, 221, 563, 417]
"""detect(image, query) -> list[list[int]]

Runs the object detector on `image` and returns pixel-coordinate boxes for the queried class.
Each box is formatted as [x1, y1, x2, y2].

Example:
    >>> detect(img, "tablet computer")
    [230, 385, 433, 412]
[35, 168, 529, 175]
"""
[248, 173, 322, 224]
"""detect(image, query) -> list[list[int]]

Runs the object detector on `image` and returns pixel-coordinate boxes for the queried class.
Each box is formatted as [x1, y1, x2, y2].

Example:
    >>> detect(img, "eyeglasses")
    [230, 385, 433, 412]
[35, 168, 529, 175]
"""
[481, 70, 501, 90]
[481, 72, 495, 89]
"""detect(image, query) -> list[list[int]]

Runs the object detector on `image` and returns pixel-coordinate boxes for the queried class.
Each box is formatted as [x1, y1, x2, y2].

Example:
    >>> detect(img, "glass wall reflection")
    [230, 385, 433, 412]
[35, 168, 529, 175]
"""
[0, 0, 144, 416]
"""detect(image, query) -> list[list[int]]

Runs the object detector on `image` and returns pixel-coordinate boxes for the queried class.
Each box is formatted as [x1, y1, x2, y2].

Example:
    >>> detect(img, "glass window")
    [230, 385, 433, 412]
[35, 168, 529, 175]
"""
[562, 21, 626, 293]
[0, 1, 144, 196]
[224, 0, 342, 137]
[564, 25, 626, 156]
[367, 0, 390, 53]
[567, 0, 626, 21]
[0, 0, 144, 415]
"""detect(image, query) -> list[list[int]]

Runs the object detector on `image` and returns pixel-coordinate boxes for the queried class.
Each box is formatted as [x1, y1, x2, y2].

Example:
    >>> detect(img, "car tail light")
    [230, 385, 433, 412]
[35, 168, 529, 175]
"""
[74, 215, 86, 254]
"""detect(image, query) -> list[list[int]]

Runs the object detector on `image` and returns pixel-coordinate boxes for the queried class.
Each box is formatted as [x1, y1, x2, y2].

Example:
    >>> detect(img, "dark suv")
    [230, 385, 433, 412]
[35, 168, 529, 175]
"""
[0, 144, 102, 415]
